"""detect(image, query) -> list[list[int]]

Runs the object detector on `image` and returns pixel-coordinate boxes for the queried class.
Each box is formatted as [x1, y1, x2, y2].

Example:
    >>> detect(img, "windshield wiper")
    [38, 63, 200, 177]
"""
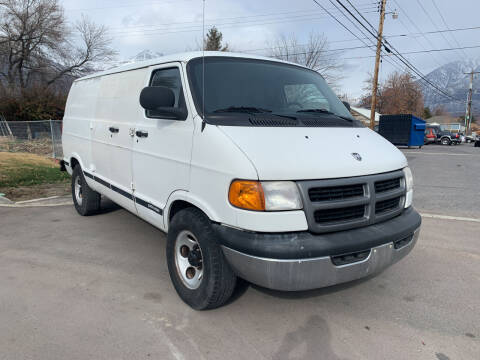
[213, 106, 272, 113]
[297, 108, 353, 121]
[297, 108, 333, 114]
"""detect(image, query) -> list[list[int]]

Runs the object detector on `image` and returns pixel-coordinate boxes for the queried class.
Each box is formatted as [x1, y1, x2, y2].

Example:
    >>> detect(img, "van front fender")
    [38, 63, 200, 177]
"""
[163, 190, 222, 232]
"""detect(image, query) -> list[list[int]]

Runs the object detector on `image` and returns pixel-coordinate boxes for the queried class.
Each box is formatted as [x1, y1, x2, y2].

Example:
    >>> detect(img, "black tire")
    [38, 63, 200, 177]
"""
[441, 137, 451, 145]
[167, 208, 237, 310]
[71, 165, 101, 216]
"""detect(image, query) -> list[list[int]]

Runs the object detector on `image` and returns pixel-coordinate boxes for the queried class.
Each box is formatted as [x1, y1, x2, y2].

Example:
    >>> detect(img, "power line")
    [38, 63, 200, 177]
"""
[340, 44, 480, 58]
[391, 25, 480, 38]
[391, 0, 445, 67]
[344, 0, 378, 34]
[67, 0, 194, 12]
[106, 6, 378, 31]
[325, 0, 407, 73]
[68, 0, 376, 13]
[346, 0, 462, 102]
[332, 0, 436, 92]
[105, 10, 377, 38]
[414, 0, 464, 61]
[430, 0, 469, 58]
[323, 0, 462, 102]
[311, 1, 407, 78]
[243, 44, 480, 60]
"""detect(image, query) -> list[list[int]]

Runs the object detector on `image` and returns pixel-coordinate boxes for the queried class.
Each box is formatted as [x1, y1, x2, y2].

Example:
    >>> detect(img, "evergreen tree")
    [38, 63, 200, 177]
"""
[204, 27, 229, 51]
[423, 107, 432, 119]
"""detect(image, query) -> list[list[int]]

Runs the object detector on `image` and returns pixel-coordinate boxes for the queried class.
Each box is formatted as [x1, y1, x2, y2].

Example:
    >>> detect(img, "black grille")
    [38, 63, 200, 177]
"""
[248, 118, 297, 127]
[298, 170, 406, 234]
[309, 184, 364, 202]
[375, 197, 400, 214]
[301, 118, 356, 127]
[393, 235, 413, 249]
[314, 205, 365, 223]
[331, 250, 371, 266]
[375, 177, 401, 193]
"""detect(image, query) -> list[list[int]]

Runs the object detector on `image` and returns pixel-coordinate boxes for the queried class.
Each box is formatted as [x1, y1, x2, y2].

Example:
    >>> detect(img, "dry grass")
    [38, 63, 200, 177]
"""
[0, 137, 54, 156]
[0, 152, 70, 201]
[0, 151, 56, 167]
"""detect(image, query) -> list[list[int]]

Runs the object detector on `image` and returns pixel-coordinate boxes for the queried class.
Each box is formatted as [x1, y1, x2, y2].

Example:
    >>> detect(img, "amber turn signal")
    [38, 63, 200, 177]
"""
[228, 180, 265, 211]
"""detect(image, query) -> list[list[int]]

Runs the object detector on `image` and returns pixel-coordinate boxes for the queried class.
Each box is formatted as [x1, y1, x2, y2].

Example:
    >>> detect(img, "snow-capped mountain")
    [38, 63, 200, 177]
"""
[421, 59, 480, 115]
[105, 50, 165, 70]
[130, 49, 164, 62]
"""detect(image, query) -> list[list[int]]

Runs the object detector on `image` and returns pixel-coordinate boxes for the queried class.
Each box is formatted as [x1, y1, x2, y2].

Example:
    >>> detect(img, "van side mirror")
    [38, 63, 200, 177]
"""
[139, 86, 187, 120]
[342, 101, 351, 111]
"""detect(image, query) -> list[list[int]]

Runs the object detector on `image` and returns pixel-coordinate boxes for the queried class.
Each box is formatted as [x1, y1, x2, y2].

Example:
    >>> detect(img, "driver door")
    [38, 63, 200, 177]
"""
[132, 63, 194, 229]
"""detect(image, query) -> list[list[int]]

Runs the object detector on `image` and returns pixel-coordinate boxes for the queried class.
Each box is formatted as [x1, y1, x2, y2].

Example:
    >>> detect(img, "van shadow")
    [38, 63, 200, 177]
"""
[246, 274, 377, 301]
[96, 197, 122, 215]
[272, 315, 350, 360]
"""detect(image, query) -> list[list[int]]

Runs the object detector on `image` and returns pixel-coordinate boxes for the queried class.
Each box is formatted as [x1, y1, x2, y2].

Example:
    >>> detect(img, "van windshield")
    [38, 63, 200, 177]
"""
[187, 56, 357, 126]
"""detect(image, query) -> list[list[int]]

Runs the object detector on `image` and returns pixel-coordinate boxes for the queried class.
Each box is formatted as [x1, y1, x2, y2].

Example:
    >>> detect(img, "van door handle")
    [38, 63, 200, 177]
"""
[109, 126, 119, 133]
[135, 130, 148, 138]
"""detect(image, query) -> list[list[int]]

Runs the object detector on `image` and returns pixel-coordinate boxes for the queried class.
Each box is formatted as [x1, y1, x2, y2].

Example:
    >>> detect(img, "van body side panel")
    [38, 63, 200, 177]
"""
[93, 68, 148, 213]
[62, 78, 100, 191]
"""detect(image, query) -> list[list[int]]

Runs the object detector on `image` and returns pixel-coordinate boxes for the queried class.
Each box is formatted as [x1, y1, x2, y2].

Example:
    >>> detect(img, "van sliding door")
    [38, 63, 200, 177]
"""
[93, 69, 148, 213]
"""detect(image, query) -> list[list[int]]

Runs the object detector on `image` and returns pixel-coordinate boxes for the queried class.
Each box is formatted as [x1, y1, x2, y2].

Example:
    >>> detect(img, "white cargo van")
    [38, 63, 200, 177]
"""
[62, 52, 421, 309]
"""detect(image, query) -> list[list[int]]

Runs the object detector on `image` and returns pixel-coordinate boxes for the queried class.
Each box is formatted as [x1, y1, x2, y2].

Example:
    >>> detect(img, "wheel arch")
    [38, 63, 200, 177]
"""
[164, 191, 221, 232]
[69, 152, 86, 171]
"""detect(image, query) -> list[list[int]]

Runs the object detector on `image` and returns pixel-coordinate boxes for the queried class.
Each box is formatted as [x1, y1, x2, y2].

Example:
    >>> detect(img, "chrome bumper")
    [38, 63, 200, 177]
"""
[222, 227, 420, 291]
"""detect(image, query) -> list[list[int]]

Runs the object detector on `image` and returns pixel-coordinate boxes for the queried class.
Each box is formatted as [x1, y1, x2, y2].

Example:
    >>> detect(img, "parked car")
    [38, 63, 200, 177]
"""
[424, 127, 437, 144]
[474, 134, 480, 147]
[465, 133, 477, 143]
[61, 52, 421, 309]
[426, 125, 461, 145]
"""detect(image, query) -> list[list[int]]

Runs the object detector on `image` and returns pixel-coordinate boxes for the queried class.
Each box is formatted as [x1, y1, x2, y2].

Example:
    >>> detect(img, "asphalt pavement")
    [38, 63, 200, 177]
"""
[403, 144, 480, 219]
[0, 143, 479, 360]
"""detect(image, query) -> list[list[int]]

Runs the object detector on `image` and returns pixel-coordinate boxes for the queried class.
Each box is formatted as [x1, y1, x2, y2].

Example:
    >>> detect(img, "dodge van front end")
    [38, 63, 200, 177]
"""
[217, 169, 421, 291]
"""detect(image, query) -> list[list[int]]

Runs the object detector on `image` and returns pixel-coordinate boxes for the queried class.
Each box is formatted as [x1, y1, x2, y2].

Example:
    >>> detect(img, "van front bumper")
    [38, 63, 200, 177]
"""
[214, 207, 421, 291]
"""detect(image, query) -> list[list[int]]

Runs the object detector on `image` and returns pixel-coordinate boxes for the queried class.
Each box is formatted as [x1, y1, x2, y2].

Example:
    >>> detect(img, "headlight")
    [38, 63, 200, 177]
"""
[228, 180, 302, 211]
[262, 181, 303, 211]
[403, 166, 413, 208]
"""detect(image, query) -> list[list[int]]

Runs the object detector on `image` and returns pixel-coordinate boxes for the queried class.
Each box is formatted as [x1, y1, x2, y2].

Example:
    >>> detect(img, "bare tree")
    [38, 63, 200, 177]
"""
[47, 15, 116, 85]
[360, 71, 424, 117]
[0, 0, 116, 94]
[268, 32, 343, 87]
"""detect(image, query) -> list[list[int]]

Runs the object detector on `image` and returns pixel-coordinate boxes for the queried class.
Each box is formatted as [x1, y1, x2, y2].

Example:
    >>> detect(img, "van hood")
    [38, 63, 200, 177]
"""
[218, 126, 407, 180]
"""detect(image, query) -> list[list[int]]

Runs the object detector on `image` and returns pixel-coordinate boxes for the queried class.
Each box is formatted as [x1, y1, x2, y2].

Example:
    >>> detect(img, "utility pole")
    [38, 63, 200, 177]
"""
[464, 70, 479, 135]
[370, 0, 387, 130]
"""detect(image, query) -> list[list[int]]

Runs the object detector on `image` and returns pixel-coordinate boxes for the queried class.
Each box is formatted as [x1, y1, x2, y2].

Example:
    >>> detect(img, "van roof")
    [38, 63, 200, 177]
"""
[76, 51, 308, 82]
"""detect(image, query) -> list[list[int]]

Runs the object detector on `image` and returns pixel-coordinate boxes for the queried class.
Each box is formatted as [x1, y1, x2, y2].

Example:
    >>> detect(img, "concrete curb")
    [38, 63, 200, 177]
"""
[0, 196, 14, 204]
[0, 195, 73, 208]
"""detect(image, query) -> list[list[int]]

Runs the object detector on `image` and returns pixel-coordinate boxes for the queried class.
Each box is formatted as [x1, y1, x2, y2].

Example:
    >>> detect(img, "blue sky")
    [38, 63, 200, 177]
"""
[62, 0, 480, 99]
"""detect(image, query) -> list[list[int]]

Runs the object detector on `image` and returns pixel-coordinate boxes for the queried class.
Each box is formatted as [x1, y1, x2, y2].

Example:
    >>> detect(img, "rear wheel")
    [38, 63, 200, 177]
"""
[71, 165, 101, 216]
[167, 208, 237, 310]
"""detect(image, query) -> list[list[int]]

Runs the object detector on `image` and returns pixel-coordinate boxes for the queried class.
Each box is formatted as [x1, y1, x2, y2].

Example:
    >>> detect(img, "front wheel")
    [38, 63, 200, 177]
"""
[71, 165, 101, 216]
[441, 137, 451, 145]
[167, 208, 237, 310]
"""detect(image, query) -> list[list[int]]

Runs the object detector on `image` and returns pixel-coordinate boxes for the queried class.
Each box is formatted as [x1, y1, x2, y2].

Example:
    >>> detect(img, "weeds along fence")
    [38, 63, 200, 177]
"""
[0, 119, 63, 159]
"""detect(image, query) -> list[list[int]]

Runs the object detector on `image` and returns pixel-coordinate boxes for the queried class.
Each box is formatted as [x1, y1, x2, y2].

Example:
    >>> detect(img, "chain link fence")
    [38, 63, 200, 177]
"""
[0, 119, 63, 159]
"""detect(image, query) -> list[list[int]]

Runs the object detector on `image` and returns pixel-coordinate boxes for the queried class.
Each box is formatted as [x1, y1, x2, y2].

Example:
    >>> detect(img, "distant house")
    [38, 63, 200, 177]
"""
[350, 106, 381, 126]
[427, 115, 465, 133]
